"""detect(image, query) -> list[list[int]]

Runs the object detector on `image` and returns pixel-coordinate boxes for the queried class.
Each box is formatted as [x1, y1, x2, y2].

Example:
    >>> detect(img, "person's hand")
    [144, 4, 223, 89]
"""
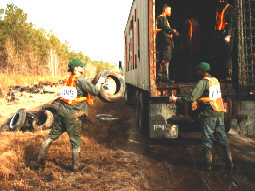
[96, 77, 105, 90]
[225, 35, 231, 43]
[91, 72, 101, 85]
[169, 95, 178, 103]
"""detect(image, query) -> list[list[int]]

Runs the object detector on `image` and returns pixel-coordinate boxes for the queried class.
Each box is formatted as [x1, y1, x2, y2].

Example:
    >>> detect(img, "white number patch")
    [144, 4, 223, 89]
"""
[209, 85, 221, 100]
[61, 86, 77, 100]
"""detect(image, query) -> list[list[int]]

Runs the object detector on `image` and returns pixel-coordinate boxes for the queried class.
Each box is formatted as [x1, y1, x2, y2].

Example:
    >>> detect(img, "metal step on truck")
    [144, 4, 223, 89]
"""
[122, 0, 255, 138]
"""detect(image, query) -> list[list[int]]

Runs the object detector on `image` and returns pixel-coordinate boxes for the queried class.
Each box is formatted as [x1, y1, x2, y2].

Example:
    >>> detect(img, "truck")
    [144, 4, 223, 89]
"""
[122, 0, 255, 138]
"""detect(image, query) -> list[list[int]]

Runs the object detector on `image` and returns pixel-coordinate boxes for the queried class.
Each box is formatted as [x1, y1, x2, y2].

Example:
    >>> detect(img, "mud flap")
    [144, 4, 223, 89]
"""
[149, 103, 178, 138]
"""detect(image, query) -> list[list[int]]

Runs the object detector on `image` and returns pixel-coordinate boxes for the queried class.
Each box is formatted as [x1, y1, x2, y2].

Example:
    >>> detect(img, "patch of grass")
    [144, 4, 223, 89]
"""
[0, 73, 67, 91]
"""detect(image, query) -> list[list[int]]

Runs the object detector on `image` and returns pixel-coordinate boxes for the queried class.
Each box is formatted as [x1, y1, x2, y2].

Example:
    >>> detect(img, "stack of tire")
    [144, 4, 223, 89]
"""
[0, 102, 59, 133]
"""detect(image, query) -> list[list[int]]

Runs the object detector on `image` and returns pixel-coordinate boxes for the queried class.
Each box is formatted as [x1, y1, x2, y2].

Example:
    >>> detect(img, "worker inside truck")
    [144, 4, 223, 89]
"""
[155, 0, 236, 84]
[155, 4, 180, 83]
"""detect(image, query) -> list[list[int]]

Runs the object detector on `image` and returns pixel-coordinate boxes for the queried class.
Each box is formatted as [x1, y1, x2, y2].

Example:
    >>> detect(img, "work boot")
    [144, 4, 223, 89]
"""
[37, 138, 53, 164]
[222, 145, 234, 169]
[165, 61, 175, 83]
[203, 147, 212, 170]
[72, 145, 85, 172]
[225, 61, 232, 82]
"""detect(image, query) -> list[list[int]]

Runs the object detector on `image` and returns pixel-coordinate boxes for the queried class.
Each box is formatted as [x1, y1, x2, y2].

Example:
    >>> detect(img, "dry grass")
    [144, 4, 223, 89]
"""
[0, 98, 147, 190]
[0, 73, 67, 91]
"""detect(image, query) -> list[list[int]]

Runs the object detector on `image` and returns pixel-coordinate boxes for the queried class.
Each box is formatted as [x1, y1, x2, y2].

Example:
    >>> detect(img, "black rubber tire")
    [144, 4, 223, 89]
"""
[95, 114, 113, 119]
[97, 70, 124, 103]
[40, 103, 59, 116]
[124, 83, 134, 105]
[138, 90, 149, 135]
[32, 110, 54, 131]
[9, 109, 26, 131]
[22, 112, 35, 131]
[0, 125, 10, 132]
[100, 117, 121, 125]
[135, 89, 140, 128]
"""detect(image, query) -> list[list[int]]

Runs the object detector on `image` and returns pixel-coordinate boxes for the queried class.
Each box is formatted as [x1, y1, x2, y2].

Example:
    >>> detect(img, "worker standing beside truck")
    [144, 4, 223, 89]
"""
[156, 4, 179, 83]
[214, 0, 235, 81]
[37, 58, 101, 172]
[169, 62, 234, 170]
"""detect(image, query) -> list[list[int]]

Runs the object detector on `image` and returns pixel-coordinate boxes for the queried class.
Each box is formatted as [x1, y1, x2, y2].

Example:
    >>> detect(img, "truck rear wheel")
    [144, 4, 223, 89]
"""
[124, 83, 134, 105]
[135, 89, 140, 128]
[138, 90, 149, 135]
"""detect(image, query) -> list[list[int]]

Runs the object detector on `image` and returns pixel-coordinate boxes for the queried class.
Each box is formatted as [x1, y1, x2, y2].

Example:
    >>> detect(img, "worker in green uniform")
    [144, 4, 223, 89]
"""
[169, 62, 234, 170]
[37, 58, 101, 172]
[156, 4, 180, 83]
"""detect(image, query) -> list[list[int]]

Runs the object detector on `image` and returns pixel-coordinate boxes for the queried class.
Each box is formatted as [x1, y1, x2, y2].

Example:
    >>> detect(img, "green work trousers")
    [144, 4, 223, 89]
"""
[47, 113, 81, 146]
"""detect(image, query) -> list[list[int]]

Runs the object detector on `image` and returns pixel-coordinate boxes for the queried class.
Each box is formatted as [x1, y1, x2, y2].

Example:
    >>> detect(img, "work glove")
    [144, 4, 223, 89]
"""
[225, 35, 231, 43]
[91, 72, 101, 85]
[169, 95, 178, 103]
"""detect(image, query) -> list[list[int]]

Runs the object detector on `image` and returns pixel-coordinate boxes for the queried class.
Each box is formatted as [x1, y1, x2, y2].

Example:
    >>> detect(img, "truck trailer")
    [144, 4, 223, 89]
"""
[123, 0, 255, 138]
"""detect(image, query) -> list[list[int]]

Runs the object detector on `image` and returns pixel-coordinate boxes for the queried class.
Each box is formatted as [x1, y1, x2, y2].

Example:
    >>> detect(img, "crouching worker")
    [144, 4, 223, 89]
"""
[169, 62, 234, 170]
[37, 58, 101, 172]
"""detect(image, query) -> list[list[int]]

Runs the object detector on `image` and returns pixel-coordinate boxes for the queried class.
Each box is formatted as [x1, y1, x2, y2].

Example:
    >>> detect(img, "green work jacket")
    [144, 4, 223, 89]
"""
[178, 75, 224, 118]
[58, 77, 99, 118]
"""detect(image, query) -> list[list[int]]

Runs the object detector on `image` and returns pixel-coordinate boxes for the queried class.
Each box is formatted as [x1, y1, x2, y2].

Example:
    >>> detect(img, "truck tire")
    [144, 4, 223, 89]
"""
[124, 83, 134, 105]
[138, 90, 149, 135]
[40, 103, 59, 116]
[95, 114, 113, 119]
[135, 89, 140, 128]
[9, 109, 26, 131]
[32, 110, 54, 131]
[97, 70, 124, 103]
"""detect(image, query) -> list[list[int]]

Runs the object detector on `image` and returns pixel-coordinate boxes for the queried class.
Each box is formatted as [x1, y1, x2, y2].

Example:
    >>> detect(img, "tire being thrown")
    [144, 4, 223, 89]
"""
[96, 70, 124, 103]
[9, 109, 26, 131]
[32, 110, 54, 131]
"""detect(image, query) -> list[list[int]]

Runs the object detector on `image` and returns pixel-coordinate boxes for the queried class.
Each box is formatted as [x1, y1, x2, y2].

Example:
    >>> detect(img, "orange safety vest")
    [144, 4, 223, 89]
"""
[184, 19, 193, 41]
[60, 75, 93, 105]
[216, 4, 231, 30]
[198, 77, 225, 111]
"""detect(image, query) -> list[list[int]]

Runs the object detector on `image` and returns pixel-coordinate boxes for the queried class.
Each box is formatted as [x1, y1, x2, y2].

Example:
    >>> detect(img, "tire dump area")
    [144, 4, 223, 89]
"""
[1, 72, 255, 190]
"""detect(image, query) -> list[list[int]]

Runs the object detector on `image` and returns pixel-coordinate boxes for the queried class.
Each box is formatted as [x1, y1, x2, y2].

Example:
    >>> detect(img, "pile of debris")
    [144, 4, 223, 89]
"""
[2, 80, 65, 102]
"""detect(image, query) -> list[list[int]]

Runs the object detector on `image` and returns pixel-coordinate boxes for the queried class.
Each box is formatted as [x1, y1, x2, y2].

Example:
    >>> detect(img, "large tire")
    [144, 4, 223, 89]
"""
[135, 89, 140, 128]
[97, 70, 124, 103]
[9, 109, 26, 131]
[40, 103, 59, 116]
[32, 110, 54, 131]
[22, 112, 35, 131]
[124, 83, 134, 105]
[138, 90, 149, 135]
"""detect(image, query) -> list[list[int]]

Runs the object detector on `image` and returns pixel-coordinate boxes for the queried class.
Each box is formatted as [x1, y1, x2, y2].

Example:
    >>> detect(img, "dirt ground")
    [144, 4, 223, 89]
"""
[1, 86, 255, 190]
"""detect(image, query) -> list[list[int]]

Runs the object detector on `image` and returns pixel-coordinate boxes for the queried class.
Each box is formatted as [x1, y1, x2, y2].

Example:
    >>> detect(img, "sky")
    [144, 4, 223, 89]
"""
[0, 0, 134, 65]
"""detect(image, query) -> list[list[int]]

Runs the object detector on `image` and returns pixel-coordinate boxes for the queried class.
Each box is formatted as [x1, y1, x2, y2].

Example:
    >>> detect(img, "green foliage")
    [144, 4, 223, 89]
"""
[0, 3, 113, 76]
[92, 60, 116, 73]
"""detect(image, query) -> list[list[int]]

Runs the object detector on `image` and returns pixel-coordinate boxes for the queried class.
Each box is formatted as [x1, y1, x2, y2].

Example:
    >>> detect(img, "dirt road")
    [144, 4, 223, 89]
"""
[1, 95, 255, 190]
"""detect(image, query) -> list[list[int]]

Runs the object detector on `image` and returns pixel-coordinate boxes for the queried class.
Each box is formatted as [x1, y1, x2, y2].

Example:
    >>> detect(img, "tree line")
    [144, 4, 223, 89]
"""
[0, 4, 116, 77]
